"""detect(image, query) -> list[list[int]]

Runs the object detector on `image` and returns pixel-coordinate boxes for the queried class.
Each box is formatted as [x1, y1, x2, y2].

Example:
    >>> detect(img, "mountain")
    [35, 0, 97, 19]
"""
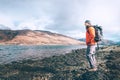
[116, 41, 120, 45]
[100, 39, 116, 45]
[0, 30, 84, 45]
[78, 38, 86, 42]
[79, 38, 116, 45]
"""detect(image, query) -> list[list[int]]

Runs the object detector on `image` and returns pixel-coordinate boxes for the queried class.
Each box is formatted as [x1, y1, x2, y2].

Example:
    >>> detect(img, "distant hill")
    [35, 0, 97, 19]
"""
[116, 41, 120, 45]
[0, 30, 84, 45]
[79, 38, 116, 45]
[100, 39, 116, 45]
[78, 38, 86, 42]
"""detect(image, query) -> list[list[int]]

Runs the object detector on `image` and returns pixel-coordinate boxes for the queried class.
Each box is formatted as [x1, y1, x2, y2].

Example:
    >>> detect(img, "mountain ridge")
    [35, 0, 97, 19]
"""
[0, 30, 85, 45]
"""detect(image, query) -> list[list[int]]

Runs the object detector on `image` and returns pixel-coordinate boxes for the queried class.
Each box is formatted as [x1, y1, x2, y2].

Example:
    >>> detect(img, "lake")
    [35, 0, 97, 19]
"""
[0, 45, 86, 64]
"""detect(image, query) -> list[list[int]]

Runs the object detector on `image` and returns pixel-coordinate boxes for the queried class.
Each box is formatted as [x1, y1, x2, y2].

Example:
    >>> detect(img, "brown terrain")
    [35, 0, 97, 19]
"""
[0, 30, 84, 45]
[0, 45, 120, 80]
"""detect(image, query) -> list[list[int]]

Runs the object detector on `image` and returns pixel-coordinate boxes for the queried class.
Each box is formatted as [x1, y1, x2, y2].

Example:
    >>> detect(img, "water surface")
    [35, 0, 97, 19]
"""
[0, 45, 86, 64]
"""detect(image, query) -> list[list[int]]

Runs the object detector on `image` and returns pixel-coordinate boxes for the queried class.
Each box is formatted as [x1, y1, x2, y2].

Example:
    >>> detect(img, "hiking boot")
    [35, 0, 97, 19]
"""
[89, 68, 98, 71]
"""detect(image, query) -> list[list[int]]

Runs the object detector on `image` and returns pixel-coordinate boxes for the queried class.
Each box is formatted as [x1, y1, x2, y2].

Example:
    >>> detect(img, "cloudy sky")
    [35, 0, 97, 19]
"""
[0, 0, 120, 41]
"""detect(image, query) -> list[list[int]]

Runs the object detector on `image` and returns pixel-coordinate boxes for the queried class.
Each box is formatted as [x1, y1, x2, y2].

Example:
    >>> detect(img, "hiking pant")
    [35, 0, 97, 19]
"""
[86, 45, 97, 68]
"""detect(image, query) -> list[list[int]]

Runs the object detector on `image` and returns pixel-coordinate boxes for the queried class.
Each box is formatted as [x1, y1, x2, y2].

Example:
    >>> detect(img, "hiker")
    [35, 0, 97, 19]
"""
[85, 20, 97, 71]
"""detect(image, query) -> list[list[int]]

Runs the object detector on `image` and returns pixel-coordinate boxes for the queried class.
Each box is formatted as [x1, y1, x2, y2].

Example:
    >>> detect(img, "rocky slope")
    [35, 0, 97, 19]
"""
[0, 45, 120, 80]
[0, 30, 84, 45]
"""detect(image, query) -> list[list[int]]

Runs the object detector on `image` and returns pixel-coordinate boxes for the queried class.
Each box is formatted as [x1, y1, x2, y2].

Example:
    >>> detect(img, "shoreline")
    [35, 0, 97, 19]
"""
[0, 44, 85, 46]
[0, 45, 120, 80]
[0, 45, 87, 64]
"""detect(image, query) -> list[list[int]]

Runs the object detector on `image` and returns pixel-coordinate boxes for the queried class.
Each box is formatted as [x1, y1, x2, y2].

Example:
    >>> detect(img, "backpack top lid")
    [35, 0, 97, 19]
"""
[94, 25, 102, 29]
[93, 25, 103, 42]
[94, 25, 103, 36]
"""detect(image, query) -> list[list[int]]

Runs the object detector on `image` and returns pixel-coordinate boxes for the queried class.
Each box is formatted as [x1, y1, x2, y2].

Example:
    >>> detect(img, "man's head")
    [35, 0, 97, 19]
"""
[85, 20, 92, 27]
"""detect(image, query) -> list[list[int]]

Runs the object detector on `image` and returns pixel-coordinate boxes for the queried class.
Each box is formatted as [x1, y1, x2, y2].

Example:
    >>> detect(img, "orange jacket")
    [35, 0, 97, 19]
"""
[86, 27, 96, 45]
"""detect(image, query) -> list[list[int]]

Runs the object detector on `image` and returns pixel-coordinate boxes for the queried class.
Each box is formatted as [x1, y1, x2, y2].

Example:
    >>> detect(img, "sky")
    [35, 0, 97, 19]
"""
[0, 0, 120, 41]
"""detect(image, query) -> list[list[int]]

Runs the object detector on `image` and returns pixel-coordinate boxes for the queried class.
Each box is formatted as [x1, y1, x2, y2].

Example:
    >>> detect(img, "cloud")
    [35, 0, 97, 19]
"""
[16, 16, 54, 30]
[0, 0, 120, 41]
[0, 13, 14, 28]
[65, 30, 85, 39]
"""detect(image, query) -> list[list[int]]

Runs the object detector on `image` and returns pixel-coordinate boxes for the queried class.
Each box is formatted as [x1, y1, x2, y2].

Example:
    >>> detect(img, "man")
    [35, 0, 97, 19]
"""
[85, 20, 97, 71]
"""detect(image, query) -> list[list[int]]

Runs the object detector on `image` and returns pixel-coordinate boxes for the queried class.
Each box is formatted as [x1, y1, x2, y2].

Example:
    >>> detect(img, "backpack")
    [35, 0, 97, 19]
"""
[87, 25, 103, 50]
[93, 25, 103, 42]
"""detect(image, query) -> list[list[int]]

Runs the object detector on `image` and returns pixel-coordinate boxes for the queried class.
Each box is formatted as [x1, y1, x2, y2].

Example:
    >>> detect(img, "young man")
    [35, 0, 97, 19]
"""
[85, 20, 97, 71]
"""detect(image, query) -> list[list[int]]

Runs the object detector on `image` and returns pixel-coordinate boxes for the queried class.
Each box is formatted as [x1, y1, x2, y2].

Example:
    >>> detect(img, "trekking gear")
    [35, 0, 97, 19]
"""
[94, 25, 103, 50]
[86, 27, 96, 45]
[87, 25, 103, 50]
[93, 25, 103, 42]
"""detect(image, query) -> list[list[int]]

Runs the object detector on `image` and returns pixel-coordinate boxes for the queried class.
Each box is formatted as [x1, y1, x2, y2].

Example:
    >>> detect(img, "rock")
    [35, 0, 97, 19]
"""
[0, 46, 120, 80]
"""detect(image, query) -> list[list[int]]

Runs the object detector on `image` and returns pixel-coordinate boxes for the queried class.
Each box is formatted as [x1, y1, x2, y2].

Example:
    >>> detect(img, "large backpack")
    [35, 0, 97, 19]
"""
[87, 25, 103, 50]
[93, 25, 103, 42]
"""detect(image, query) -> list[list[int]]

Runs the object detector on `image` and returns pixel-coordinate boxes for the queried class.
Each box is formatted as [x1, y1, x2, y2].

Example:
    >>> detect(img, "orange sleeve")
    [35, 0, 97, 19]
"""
[88, 27, 95, 44]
